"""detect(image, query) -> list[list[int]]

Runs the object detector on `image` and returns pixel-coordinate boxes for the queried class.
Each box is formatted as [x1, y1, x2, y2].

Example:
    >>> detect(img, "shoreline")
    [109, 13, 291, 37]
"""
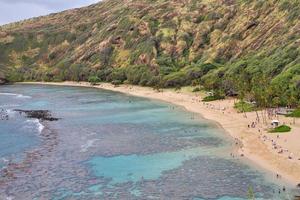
[17, 81, 300, 186]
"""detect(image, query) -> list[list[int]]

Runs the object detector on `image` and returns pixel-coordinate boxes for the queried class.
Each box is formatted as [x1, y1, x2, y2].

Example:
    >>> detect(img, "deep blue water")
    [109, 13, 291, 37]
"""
[0, 84, 296, 200]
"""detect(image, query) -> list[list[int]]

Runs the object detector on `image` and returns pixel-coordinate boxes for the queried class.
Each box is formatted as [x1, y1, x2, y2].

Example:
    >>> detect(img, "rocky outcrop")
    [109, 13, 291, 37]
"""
[0, 79, 6, 85]
[13, 110, 60, 121]
[0, 72, 7, 85]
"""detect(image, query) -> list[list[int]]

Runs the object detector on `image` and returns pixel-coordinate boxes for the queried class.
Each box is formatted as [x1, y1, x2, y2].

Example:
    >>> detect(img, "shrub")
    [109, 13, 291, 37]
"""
[163, 71, 189, 87]
[111, 68, 126, 83]
[48, 52, 56, 60]
[202, 95, 225, 102]
[269, 125, 291, 133]
[186, 63, 217, 79]
[147, 76, 161, 86]
[286, 109, 300, 118]
[157, 55, 179, 76]
[126, 65, 152, 85]
[139, 72, 152, 86]
[88, 75, 101, 85]
[7, 70, 24, 82]
[195, 15, 205, 23]
[69, 64, 83, 81]
[96, 68, 112, 82]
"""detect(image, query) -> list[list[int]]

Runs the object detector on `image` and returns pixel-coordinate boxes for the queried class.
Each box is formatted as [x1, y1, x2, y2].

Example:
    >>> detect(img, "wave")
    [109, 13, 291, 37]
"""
[0, 104, 20, 108]
[2, 158, 9, 162]
[26, 119, 44, 134]
[6, 109, 16, 117]
[0, 92, 31, 99]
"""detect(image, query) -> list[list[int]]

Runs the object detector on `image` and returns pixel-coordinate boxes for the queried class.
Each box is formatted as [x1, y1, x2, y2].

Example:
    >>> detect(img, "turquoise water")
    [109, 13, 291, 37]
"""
[0, 84, 297, 200]
[88, 147, 208, 184]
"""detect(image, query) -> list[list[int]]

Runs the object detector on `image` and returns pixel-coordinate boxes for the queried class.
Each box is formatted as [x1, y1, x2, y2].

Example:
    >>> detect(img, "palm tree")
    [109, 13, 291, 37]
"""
[235, 70, 252, 118]
[251, 72, 272, 125]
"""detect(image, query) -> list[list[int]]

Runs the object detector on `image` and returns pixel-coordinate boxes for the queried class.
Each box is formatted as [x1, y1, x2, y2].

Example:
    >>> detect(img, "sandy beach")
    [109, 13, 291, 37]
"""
[19, 81, 300, 186]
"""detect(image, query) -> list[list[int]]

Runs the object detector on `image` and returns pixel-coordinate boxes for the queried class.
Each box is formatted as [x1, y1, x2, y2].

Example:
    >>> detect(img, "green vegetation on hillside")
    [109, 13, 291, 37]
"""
[0, 0, 299, 107]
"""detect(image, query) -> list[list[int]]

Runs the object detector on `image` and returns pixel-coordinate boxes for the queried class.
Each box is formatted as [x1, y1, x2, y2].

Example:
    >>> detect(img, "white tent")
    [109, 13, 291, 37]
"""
[271, 120, 280, 127]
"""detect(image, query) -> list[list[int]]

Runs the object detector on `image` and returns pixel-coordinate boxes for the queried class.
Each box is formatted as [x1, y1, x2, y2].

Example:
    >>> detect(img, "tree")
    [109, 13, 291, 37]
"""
[69, 64, 82, 81]
[88, 75, 100, 85]
[233, 69, 252, 118]
[251, 72, 272, 124]
[286, 86, 299, 124]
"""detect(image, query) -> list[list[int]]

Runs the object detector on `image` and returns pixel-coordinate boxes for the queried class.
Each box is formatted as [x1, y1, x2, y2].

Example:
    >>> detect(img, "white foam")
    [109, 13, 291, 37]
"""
[0, 92, 17, 96]
[6, 109, 16, 117]
[0, 92, 31, 99]
[17, 94, 31, 99]
[26, 119, 44, 134]
[0, 104, 20, 108]
[37, 121, 45, 133]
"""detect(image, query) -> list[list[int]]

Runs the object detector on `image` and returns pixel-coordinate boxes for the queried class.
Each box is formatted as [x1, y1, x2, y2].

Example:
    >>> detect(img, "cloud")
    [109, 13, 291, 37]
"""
[0, 0, 99, 9]
[0, 0, 99, 25]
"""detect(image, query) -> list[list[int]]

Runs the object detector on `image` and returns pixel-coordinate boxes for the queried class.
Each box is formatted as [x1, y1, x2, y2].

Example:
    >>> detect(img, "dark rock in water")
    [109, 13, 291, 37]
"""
[13, 109, 60, 121]
[0, 72, 7, 85]
[0, 80, 6, 85]
[0, 77, 7, 85]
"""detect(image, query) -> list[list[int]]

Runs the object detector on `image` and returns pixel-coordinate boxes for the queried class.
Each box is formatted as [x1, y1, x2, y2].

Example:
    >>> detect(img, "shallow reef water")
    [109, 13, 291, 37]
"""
[0, 84, 297, 200]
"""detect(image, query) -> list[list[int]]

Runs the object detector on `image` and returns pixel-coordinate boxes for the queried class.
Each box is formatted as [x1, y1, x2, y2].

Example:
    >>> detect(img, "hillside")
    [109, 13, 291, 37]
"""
[0, 0, 299, 106]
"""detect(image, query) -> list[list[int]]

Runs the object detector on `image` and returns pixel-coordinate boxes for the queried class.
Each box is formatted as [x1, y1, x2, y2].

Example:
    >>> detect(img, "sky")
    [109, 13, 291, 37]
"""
[0, 0, 100, 25]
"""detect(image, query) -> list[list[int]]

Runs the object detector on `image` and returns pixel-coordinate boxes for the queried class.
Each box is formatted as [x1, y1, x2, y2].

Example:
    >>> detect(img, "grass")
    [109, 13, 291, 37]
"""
[269, 125, 291, 133]
[234, 101, 257, 113]
[286, 109, 300, 118]
[202, 95, 225, 102]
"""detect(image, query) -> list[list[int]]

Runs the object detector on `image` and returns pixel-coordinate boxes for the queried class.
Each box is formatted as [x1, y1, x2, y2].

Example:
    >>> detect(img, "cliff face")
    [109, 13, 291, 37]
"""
[0, 0, 299, 101]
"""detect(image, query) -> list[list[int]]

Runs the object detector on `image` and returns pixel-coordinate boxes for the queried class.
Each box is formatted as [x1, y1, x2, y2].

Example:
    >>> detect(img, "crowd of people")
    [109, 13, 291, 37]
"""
[258, 133, 299, 162]
[202, 102, 227, 114]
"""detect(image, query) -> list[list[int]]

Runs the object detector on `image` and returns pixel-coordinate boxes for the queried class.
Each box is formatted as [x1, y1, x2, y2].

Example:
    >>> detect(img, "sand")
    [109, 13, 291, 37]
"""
[19, 81, 300, 186]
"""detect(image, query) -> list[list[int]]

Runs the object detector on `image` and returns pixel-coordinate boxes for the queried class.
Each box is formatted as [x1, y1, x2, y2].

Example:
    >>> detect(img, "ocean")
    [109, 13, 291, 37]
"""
[0, 84, 296, 199]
